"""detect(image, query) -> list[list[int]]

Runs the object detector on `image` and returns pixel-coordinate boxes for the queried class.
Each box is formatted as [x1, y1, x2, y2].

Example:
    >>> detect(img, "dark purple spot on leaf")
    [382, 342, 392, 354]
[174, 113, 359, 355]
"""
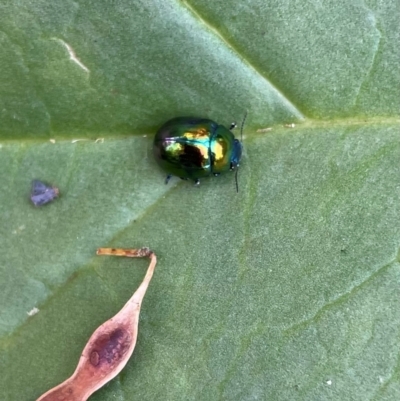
[30, 180, 59, 206]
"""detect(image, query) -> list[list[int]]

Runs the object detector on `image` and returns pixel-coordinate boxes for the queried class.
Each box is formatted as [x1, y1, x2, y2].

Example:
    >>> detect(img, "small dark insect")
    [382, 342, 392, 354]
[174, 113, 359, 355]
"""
[30, 180, 59, 206]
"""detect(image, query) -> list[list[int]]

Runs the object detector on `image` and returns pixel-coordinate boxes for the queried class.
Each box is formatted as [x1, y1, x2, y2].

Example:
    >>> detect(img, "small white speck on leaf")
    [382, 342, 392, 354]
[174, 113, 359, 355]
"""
[71, 139, 89, 143]
[49, 139, 56, 144]
[27, 307, 39, 316]
[285, 123, 296, 128]
[12, 225, 25, 234]
[326, 379, 332, 386]
[256, 127, 272, 133]
[52, 38, 90, 73]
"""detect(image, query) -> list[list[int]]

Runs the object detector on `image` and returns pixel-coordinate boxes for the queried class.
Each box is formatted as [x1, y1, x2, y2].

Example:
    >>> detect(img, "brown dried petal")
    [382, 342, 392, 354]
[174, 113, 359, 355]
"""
[36, 248, 156, 401]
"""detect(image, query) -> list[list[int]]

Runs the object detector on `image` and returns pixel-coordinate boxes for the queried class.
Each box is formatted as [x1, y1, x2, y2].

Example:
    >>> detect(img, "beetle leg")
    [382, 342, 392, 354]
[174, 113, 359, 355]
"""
[229, 122, 237, 130]
[165, 175, 172, 184]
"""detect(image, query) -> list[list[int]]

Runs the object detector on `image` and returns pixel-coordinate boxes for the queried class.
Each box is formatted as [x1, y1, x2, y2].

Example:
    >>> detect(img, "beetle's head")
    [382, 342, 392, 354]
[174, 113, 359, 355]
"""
[230, 139, 242, 170]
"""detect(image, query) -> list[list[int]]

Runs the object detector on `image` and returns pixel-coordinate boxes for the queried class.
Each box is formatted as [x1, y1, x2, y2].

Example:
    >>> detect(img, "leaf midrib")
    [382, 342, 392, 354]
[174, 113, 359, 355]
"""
[1, 117, 399, 144]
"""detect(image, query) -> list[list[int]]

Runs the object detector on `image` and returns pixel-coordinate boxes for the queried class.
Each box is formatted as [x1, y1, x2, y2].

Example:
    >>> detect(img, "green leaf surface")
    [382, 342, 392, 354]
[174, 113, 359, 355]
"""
[0, 1, 399, 400]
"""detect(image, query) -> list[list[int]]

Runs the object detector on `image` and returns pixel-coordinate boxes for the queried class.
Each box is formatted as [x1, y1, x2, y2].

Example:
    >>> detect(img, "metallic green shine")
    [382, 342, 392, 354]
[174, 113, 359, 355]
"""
[153, 117, 242, 185]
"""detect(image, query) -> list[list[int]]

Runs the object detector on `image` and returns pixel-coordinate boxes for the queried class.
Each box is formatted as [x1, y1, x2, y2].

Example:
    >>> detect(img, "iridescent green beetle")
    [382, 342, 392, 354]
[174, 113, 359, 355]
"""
[153, 115, 245, 190]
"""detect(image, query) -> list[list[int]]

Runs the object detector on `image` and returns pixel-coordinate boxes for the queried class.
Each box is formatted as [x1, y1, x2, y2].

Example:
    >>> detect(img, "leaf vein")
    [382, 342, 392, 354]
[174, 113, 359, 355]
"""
[283, 256, 399, 336]
[181, 0, 305, 118]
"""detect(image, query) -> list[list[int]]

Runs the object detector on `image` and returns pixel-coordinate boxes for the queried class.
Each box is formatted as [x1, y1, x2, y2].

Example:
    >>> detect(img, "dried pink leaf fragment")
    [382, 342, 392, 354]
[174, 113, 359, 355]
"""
[36, 247, 157, 401]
